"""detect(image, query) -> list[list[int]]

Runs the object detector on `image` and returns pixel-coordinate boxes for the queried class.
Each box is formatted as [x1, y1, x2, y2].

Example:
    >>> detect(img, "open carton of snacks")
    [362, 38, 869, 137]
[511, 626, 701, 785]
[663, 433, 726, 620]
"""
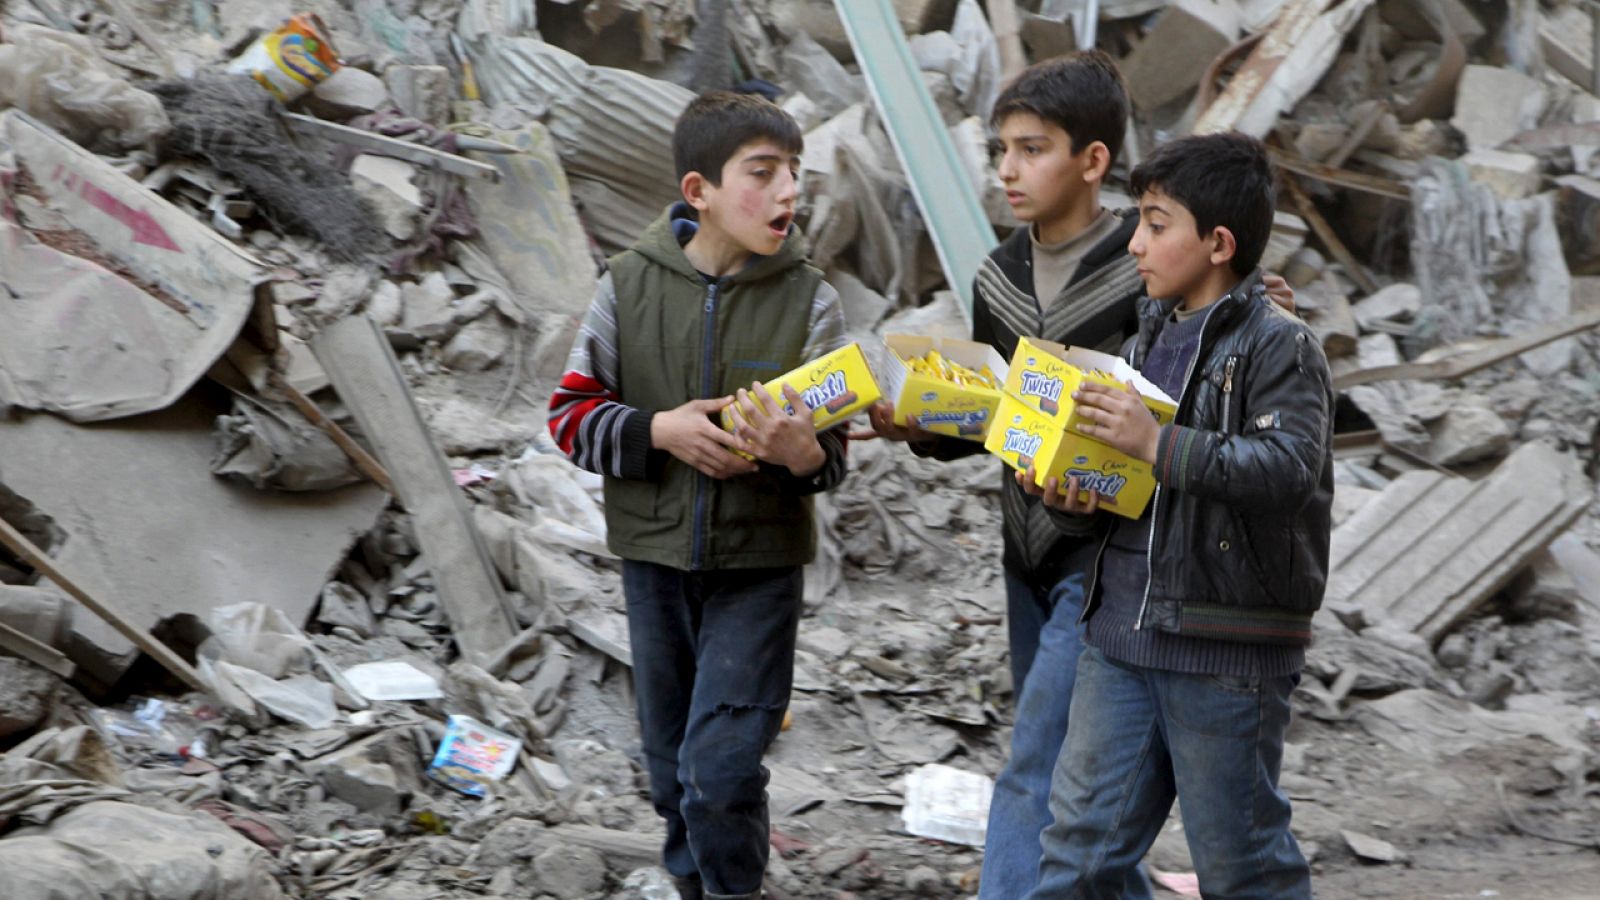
[720, 342, 882, 460]
[880, 334, 1009, 442]
[985, 338, 1178, 519]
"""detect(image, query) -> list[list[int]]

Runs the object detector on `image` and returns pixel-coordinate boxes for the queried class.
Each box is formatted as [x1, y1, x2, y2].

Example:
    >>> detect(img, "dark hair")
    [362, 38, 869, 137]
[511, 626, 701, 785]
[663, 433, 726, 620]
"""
[1130, 132, 1276, 277]
[991, 50, 1129, 164]
[672, 90, 803, 185]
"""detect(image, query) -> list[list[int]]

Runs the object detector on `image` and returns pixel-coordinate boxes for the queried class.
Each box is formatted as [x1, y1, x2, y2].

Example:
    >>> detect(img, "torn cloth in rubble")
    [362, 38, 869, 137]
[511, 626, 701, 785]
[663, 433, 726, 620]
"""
[211, 395, 363, 492]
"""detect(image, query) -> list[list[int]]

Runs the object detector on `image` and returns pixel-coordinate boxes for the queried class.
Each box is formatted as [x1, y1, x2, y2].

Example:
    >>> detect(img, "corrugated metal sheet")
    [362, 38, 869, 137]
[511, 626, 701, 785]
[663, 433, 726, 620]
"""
[468, 38, 693, 250]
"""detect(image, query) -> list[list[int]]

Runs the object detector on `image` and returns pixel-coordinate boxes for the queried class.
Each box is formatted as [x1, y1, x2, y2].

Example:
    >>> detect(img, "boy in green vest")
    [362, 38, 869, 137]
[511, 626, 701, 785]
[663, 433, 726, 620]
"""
[548, 91, 848, 900]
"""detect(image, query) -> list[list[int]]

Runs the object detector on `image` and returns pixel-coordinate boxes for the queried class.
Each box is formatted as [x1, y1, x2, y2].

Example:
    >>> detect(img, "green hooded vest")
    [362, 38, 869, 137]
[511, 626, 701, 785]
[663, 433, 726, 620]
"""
[604, 208, 825, 570]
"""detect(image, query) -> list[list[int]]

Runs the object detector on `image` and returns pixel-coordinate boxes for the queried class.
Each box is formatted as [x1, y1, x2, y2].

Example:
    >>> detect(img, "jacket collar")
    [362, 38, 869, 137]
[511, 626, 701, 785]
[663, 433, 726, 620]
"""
[631, 202, 808, 284]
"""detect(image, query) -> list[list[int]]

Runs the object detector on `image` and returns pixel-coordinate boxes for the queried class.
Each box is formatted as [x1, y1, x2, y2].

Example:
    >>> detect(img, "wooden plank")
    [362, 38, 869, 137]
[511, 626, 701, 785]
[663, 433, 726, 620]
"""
[545, 824, 663, 870]
[0, 620, 74, 678]
[0, 515, 205, 692]
[269, 372, 395, 495]
[1333, 308, 1600, 390]
[1283, 174, 1381, 295]
[1192, 0, 1339, 136]
[312, 316, 519, 671]
[1267, 146, 1410, 201]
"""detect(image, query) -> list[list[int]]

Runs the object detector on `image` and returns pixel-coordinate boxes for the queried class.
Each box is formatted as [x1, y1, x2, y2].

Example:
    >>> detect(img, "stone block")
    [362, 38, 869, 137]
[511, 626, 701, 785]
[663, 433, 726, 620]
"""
[1452, 65, 1544, 150]
[1120, 0, 1243, 110]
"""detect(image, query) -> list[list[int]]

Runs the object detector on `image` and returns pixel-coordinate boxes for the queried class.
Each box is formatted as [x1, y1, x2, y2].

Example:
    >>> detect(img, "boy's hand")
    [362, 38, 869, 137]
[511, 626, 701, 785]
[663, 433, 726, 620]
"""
[1017, 466, 1100, 514]
[733, 382, 827, 477]
[1263, 272, 1295, 314]
[1073, 381, 1162, 464]
[651, 397, 759, 479]
[857, 401, 934, 445]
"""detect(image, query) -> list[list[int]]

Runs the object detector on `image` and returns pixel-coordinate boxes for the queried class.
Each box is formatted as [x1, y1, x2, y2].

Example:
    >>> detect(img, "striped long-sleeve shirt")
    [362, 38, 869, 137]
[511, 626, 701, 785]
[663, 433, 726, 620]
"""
[549, 270, 850, 492]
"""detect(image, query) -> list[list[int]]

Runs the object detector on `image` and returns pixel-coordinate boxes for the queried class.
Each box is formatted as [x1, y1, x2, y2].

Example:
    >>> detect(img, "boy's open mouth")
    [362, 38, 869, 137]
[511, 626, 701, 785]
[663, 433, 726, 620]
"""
[768, 212, 793, 236]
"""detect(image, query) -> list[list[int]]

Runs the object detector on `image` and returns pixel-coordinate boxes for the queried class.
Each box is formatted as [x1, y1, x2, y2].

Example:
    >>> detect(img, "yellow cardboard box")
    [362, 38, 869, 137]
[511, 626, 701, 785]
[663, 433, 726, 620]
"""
[720, 342, 882, 459]
[880, 334, 1009, 442]
[985, 340, 1178, 519]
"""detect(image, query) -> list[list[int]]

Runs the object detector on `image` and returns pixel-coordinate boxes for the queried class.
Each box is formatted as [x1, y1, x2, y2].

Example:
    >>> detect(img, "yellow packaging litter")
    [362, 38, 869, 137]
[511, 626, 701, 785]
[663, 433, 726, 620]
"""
[985, 339, 1178, 519]
[226, 14, 342, 103]
[720, 342, 882, 459]
[880, 335, 1009, 442]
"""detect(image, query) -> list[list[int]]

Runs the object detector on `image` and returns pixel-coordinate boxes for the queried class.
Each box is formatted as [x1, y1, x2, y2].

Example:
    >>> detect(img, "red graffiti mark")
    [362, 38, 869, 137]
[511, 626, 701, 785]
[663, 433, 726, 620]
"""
[79, 180, 181, 251]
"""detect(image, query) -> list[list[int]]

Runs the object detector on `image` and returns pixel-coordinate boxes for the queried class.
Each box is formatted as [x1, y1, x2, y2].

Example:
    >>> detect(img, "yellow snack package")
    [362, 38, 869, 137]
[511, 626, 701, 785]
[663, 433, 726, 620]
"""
[880, 335, 1010, 442]
[1003, 337, 1176, 429]
[719, 342, 882, 460]
[985, 339, 1178, 519]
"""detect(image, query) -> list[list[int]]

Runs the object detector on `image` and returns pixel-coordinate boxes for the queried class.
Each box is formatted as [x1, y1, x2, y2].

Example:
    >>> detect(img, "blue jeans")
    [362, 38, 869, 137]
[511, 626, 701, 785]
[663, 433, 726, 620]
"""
[1030, 647, 1310, 900]
[981, 567, 1152, 900]
[622, 561, 801, 899]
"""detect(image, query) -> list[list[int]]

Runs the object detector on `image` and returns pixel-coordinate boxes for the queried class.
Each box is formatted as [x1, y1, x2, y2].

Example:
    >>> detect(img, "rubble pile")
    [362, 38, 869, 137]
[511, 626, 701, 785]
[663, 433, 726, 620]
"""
[1, 1, 1600, 898]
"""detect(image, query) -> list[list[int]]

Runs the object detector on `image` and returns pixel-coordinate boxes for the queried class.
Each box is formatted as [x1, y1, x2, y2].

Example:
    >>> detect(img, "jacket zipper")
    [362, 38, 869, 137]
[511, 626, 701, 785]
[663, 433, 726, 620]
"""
[690, 280, 720, 570]
[1221, 355, 1237, 432]
[1135, 303, 1223, 630]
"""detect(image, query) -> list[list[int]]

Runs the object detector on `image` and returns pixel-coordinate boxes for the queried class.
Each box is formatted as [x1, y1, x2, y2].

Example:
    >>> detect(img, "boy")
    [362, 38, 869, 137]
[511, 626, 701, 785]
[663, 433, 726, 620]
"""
[548, 91, 849, 900]
[867, 52, 1155, 899]
[1023, 132, 1333, 899]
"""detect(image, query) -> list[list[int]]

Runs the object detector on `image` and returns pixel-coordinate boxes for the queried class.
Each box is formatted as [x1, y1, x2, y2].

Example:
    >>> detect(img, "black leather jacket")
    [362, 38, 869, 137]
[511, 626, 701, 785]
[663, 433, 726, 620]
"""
[1080, 271, 1335, 645]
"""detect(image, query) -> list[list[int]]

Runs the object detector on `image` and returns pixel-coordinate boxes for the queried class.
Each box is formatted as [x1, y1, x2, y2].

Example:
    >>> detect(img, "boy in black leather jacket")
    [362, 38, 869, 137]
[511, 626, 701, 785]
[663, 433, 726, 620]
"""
[1023, 131, 1333, 900]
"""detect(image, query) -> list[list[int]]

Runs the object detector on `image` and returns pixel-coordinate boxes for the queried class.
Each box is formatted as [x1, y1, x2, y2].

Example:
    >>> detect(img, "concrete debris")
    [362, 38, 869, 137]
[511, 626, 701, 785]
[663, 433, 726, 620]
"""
[310, 67, 392, 118]
[2, 2, 1600, 897]
[1121, 0, 1243, 111]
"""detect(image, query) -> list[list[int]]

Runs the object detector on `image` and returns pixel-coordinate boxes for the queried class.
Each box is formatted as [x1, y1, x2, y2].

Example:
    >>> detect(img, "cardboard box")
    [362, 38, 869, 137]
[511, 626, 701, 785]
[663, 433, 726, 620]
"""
[720, 342, 882, 458]
[1003, 337, 1176, 428]
[986, 339, 1178, 519]
[880, 334, 1009, 442]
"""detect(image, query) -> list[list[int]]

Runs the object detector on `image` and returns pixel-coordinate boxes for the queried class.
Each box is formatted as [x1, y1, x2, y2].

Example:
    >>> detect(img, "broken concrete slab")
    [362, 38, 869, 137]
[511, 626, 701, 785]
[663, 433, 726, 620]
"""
[313, 316, 520, 671]
[1120, 0, 1243, 111]
[0, 401, 386, 686]
[1325, 442, 1591, 644]
[0, 110, 265, 422]
[0, 656, 58, 738]
[1452, 65, 1545, 151]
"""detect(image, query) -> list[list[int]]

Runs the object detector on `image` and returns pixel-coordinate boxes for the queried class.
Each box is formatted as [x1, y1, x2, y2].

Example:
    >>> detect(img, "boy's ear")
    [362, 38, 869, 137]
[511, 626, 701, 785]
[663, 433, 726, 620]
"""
[681, 171, 712, 211]
[1082, 140, 1112, 184]
[1208, 226, 1239, 268]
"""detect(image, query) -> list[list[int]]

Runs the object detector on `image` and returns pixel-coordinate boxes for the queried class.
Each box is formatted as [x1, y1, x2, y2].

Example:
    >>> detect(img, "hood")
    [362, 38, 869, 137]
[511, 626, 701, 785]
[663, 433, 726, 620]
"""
[630, 202, 809, 284]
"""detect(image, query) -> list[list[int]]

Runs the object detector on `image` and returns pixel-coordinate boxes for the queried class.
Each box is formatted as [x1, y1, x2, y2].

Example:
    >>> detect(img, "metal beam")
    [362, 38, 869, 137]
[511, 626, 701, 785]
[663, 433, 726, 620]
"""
[833, 0, 997, 320]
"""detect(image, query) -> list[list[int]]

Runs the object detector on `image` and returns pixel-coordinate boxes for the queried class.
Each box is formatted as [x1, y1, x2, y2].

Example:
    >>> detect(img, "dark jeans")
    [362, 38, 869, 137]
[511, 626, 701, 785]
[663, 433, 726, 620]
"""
[1029, 647, 1309, 900]
[622, 561, 802, 899]
[982, 556, 1151, 900]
